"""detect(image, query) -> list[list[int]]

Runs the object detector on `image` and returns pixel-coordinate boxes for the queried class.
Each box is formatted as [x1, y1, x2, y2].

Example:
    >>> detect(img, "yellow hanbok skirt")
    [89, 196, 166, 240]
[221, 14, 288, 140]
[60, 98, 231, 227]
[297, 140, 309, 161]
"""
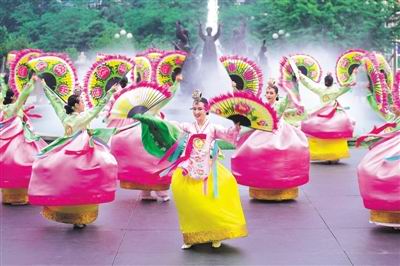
[171, 163, 248, 245]
[308, 137, 350, 161]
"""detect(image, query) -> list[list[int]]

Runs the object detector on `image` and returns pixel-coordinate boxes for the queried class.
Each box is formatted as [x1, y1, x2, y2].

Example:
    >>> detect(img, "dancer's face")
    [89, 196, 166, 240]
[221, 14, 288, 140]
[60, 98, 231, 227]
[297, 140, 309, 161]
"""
[192, 101, 207, 123]
[265, 87, 277, 105]
[74, 98, 85, 113]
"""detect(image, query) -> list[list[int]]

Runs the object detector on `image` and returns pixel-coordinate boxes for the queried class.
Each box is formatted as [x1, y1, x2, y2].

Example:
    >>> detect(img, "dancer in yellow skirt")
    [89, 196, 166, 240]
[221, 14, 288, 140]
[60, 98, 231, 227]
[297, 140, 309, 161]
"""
[290, 59, 356, 163]
[135, 90, 247, 249]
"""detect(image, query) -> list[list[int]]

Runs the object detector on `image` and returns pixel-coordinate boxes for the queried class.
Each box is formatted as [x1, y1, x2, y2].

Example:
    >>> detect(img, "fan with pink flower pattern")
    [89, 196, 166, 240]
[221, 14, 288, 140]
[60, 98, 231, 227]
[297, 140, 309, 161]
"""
[9, 49, 42, 95]
[220, 55, 263, 96]
[27, 53, 79, 103]
[84, 55, 135, 107]
[155, 51, 187, 87]
[209, 91, 278, 132]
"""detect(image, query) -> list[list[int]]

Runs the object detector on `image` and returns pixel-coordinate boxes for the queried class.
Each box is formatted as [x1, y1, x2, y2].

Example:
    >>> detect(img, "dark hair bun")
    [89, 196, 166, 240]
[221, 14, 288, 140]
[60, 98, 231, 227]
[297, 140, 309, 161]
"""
[65, 105, 74, 114]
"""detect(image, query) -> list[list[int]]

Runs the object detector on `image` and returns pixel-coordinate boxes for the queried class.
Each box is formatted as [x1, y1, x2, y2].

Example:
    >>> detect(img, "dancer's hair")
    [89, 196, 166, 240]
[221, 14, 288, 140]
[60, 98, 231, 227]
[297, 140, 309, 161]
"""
[192, 90, 209, 114]
[324, 73, 334, 87]
[64, 95, 80, 115]
[3, 89, 15, 105]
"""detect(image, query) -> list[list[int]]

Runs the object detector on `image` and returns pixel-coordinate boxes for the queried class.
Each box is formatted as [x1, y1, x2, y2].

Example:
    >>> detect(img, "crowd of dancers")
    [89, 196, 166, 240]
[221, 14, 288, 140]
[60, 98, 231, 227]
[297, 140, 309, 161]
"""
[0, 45, 399, 250]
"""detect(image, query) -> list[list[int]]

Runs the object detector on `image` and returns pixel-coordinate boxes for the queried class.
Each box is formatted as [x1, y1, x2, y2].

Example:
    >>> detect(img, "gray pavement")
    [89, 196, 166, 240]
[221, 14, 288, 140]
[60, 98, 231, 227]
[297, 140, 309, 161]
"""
[1, 148, 399, 266]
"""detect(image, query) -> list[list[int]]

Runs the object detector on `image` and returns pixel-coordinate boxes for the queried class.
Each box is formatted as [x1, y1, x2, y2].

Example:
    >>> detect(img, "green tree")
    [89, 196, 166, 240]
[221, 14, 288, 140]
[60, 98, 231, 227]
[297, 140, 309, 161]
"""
[219, 0, 399, 52]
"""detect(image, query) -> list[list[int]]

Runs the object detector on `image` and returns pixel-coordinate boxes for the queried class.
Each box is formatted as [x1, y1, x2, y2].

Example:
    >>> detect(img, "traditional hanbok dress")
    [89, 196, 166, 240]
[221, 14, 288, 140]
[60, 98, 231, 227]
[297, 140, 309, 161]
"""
[108, 82, 180, 193]
[298, 73, 354, 161]
[357, 119, 400, 227]
[231, 98, 310, 200]
[0, 78, 46, 204]
[28, 84, 117, 225]
[165, 119, 247, 245]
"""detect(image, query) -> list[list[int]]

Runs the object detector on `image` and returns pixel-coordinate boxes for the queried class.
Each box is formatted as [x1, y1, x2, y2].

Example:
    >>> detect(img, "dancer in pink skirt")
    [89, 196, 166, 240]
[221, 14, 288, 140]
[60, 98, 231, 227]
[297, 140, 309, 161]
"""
[231, 80, 310, 200]
[1, 74, 46, 205]
[28, 80, 118, 228]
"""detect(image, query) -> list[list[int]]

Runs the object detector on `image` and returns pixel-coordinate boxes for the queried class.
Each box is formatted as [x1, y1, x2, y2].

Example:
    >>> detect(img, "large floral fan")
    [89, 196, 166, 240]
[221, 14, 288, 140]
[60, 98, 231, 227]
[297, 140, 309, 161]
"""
[133, 56, 153, 83]
[336, 49, 366, 86]
[364, 52, 389, 114]
[136, 48, 165, 62]
[155, 51, 187, 86]
[135, 48, 166, 82]
[209, 91, 278, 132]
[27, 53, 79, 103]
[280, 54, 322, 85]
[278, 56, 304, 109]
[9, 49, 42, 95]
[393, 71, 400, 112]
[106, 82, 171, 119]
[84, 55, 135, 108]
[220, 55, 263, 96]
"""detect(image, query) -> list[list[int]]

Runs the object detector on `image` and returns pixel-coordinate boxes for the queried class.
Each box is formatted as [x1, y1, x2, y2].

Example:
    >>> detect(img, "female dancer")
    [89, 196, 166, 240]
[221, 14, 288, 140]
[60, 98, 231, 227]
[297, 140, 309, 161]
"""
[231, 80, 309, 200]
[135, 90, 248, 249]
[292, 60, 355, 163]
[28, 80, 118, 228]
[0, 74, 46, 204]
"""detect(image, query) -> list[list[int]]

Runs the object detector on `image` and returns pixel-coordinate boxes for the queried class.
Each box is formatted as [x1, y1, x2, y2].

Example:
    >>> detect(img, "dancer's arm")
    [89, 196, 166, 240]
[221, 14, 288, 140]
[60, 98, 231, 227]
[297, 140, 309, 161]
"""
[78, 87, 116, 126]
[0, 75, 8, 106]
[8, 78, 35, 117]
[41, 80, 67, 122]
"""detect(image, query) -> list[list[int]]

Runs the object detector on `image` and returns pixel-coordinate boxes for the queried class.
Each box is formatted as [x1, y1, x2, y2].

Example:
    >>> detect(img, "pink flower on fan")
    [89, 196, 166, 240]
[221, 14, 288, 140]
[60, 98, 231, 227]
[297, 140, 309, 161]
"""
[17, 65, 28, 78]
[234, 102, 251, 115]
[97, 66, 111, 80]
[309, 71, 317, 79]
[174, 57, 183, 65]
[227, 63, 237, 72]
[257, 120, 266, 126]
[143, 70, 150, 80]
[36, 61, 48, 72]
[215, 108, 222, 115]
[160, 63, 172, 75]
[340, 72, 349, 81]
[91, 87, 103, 99]
[354, 54, 363, 61]
[303, 58, 313, 66]
[118, 63, 127, 75]
[58, 84, 70, 96]
[341, 58, 350, 68]
[243, 69, 254, 81]
[53, 64, 67, 77]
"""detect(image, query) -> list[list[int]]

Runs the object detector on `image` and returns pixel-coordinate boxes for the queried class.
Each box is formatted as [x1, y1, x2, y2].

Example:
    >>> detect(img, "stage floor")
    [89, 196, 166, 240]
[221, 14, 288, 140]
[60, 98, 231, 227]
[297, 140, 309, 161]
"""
[1, 149, 399, 265]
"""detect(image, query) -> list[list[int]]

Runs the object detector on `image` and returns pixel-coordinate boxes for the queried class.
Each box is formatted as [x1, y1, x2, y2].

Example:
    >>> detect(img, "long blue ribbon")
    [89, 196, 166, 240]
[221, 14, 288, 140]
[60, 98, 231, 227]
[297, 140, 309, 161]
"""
[211, 142, 219, 198]
[385, 155, 400, 162]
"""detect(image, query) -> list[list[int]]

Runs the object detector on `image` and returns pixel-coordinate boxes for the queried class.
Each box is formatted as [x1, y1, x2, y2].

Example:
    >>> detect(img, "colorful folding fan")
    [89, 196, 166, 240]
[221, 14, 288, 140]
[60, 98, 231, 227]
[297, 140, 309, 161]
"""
[364, 52, 390, 114]
[134, 48, 166, 82]
[9, 49, 42, 95]
[133, 56, 153, 83]
[335, 49, 366, 86]
[280, 54, 322, 84]
[155, 51, 187, 86]
[27, 53, 79, 103]
[393, 71, 400, 112]
[84, 55, 135, 107]
[219, 55, 263, 96]
[106, 82, 171, 119]
[209, 91, 278, 132]
[136, 48, 165, 63]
